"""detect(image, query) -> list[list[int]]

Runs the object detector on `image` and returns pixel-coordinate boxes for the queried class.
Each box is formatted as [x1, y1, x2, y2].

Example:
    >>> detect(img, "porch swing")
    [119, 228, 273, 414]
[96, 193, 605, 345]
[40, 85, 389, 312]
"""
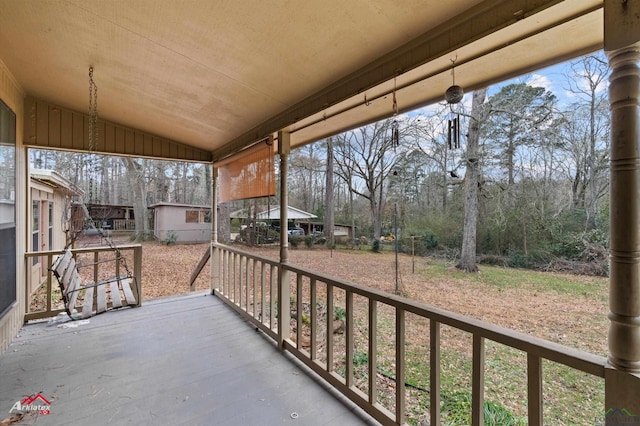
[49, 67, 140, 319]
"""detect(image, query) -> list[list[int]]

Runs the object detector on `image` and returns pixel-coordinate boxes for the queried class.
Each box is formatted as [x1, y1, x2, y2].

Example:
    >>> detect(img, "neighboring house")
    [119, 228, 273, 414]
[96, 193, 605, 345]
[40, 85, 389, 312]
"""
[150, 202, 211, 243]
[70, 203, 136, 232]
[29, 169, 82, 295]
[307, 222, 354, 242]
[231, 205, 317, 235]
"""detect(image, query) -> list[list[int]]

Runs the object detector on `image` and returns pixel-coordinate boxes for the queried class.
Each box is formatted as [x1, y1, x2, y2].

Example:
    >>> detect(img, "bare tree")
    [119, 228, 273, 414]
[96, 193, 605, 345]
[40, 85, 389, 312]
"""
[122, 157, 151, 240]
[457, 89, 489, 272]
[561, 55, 610, 230]
[333, 119, 401, 240]
[324, 137, 335, 245]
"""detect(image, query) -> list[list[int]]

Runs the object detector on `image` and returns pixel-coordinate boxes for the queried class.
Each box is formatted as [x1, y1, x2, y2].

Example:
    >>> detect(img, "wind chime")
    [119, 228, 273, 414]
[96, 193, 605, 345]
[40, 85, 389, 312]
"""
[444, 59, 463, 150]
[391, 77, 400, 150]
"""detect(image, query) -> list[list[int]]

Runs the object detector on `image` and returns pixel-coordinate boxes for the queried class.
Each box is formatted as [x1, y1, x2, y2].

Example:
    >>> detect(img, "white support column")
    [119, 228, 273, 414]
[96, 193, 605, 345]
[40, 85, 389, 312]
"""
[605, 0, 640, 420]
[210, 166, 219, 295]
[277, 131, 290, 349]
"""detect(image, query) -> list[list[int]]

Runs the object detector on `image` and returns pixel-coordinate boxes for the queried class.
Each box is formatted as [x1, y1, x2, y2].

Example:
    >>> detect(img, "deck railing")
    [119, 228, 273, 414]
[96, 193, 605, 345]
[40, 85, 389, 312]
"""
[212, 243, 607, 425]
[112, 219, 136, 230]
[24, 244, 142, 321]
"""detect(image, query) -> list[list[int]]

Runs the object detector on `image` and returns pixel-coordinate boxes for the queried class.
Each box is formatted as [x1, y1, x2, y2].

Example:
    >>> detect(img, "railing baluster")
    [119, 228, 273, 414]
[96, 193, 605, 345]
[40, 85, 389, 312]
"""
[243, 256, 248, 309]
[310, 277, 317, 360]
[270, 265, 276, 331]
[528, 353, 543, 425]
[260, 262, 266, 324]
[46, 254, 53, 313]
[224, 249, 228, 296]
[245, 257, 251, 313]
[297, 274, 303, 349]
[430, 320, 441, 426]
[227, 250, 231, 297]
[346, 290, 354, 388]
[396, 307, 406, 425]
[472, 335, 485, 426]
[133, 245, 142, 305]
[229, 252, 234, 301]
[368, 299, 377, 404]
[221, 250, 226, 296]
[327, 284, 334, 372]
[234, 253, 239, 304]
[252, 259, 257, 318]
[238, 256, 243, 309]
[93, 251, 99, 283]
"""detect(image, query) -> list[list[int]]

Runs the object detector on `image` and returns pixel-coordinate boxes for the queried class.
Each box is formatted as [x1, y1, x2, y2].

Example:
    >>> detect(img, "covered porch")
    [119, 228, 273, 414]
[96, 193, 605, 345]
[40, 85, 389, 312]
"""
[1, 1, 640, 425]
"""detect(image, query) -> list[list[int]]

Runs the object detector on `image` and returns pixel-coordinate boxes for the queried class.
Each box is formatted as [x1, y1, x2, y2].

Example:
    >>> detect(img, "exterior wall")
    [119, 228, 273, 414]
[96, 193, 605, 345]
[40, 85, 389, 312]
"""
[154, 205, 211, 243]
[0, 58, 25, 355]
[28, 183, 69, 296]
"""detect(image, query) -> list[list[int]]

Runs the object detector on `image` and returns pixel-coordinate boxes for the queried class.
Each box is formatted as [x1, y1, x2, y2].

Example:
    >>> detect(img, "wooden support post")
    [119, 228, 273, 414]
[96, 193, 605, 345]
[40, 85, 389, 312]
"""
[278, 130, 290, 349]
[605, 0, 640, 419]
[211, 167, 219, 295]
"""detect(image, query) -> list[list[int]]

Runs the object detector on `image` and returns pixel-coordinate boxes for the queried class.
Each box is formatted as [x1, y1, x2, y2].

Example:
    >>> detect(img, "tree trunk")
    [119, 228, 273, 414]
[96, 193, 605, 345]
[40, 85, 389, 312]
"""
[324, 137, 335, 246]
[457, 89, 487, 272]
[217, 203, 230, 243]
[122, 157, 150, 241]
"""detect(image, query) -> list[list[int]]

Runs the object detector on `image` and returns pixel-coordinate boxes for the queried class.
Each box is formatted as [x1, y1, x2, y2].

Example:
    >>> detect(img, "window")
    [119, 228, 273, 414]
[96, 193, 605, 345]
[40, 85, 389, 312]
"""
[185, 210, 199, 223]
[185, 210, 210, 224]
[0, 99, 16, 318]
[32, 201, 40, 265]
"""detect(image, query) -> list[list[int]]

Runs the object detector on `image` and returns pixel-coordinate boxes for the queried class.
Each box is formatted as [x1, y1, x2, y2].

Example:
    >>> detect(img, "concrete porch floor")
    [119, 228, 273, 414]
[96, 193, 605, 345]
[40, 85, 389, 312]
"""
[0, 292, 377, 425]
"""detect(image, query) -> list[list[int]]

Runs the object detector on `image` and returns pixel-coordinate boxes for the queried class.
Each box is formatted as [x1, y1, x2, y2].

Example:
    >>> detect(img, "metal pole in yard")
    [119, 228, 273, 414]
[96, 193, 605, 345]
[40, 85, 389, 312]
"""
[394, 203, 399, 293]
[412, 236, 415, 274]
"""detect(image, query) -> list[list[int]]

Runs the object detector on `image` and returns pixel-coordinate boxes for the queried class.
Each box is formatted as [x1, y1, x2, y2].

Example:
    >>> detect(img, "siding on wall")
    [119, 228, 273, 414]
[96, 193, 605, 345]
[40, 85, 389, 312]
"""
[0, 58, 25, 355]
[154, 205, 211, 243]
[23, 97, 212, 162]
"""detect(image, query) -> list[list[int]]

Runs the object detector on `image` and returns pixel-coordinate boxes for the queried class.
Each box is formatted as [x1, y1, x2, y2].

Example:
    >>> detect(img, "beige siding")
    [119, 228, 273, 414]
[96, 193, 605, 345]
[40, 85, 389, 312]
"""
[27, 183, 69, 298]
[0, 58, 25, 354]
[154, 205, 211, 243]
[23, 97, 212, 163]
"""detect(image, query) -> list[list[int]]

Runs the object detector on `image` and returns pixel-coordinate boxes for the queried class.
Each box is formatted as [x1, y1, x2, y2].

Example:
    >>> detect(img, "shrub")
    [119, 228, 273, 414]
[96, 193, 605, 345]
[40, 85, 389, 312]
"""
[304, 235, 314, 248]
[163, 230, 177, 245]
[289, 234, 302, 248]
[422, 229, 439, 250]
[353, 351, 368, 366]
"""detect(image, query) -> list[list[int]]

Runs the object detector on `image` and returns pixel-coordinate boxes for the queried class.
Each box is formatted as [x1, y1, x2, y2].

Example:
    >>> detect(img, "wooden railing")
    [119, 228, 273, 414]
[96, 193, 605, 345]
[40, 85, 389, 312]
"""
[212, 243, 606, 425]
[24, 244, 142, 322]
[112, 219, 136, 230]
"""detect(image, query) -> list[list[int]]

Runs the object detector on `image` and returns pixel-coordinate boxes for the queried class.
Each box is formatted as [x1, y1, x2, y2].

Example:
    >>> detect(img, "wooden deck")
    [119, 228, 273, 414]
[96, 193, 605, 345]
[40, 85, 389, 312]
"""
[0, 292, 377, 425]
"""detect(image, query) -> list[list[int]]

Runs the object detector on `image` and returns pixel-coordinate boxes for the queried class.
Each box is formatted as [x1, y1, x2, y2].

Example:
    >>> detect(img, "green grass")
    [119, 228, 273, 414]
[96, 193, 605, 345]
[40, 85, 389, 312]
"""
[420, 259, 607, 299]
[311, 252, 606, 425]
[351, 300, 604, 425]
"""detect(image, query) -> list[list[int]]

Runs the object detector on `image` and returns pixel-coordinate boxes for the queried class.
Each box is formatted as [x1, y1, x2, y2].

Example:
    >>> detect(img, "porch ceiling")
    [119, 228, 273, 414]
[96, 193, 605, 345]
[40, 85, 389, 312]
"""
[0, 0, 602, 161]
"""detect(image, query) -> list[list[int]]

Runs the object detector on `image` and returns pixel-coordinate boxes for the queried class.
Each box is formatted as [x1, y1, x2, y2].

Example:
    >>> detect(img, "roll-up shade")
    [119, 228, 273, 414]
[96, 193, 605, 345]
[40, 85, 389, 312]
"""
[215, 140, 275, 202]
